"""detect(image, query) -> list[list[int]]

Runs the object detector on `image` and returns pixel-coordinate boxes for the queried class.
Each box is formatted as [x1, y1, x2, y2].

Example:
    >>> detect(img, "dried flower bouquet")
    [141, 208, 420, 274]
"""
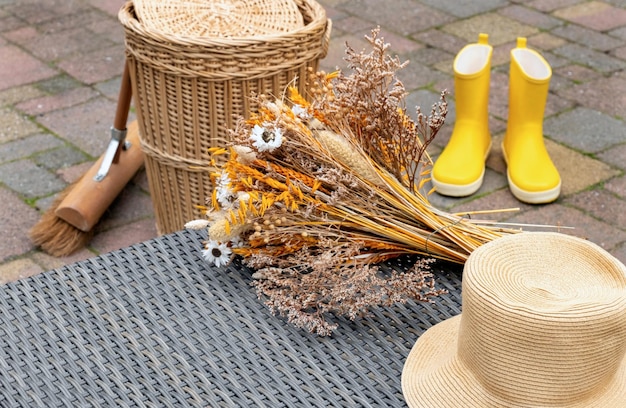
[187, 30, 519, 335]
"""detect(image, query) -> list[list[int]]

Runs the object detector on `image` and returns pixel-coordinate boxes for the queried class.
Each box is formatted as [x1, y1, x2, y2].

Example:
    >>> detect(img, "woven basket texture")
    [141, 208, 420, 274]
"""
[119, 0, 330, 234]
[133, 0, 305, 37]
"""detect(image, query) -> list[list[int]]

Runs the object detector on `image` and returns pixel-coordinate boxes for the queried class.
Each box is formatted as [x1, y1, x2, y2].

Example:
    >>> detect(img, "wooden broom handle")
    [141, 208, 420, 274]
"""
[114, 62, 132, 130]
[113, 62, 133, 164]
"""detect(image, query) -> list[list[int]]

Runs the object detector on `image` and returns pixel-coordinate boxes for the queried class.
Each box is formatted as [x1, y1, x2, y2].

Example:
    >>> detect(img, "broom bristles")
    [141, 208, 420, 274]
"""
[30, 184, 95, 257]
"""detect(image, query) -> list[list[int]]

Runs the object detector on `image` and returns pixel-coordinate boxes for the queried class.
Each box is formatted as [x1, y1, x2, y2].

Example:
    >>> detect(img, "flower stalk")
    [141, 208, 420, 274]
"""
[187, 29, 521, 335]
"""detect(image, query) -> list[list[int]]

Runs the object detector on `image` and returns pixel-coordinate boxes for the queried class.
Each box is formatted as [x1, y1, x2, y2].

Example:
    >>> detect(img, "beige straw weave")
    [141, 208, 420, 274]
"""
[402, 232, 626, 408]
[133, 0, 304, 38]
[119, 0, 330, 234]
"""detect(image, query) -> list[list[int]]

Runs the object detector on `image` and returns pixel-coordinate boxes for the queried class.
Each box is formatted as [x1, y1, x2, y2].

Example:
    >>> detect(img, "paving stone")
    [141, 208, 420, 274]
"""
[451, 188, 537, 223]
[0, 14, 27, 32]
[404, 47, 455, 68]
[597, 142, 626, 169]
[84, 16, 126, 45]
[36, 97, 119, 157]
[552, 43, 626, 72]
[16, 87, 99, 116]
[6, 1, 90, 25]
[544, 107, 626, 153]
[555, 64, 602, 82]
[546, 138, 620, 196]
[492, 41, 518, 68]
[565, 189, 626, 230]
[331, 15, 376, 34]
[485, 134, 617, 197]
[0, 133, 64, 163]
[93, 75, 126, 101]
[610, 26, 626, 40]
[498, 4, 564, 30]
[29, 248, 96, 272]
[441, 13, 539, 46]
[34, 74, 82, 95]
[94, 184, 155, 232]
[541, 50, 572, 70]
[405, 89, 456, 125]
[0, 44, 57, 91]
[0, 187, 40, 262]
[557, 74, 626, 118]
[0, 108, 40, 143]
[526, 0, 585, 12]
[338, 0, 453, 36]
[132, 168, 151, 194]
[420, 0, 508, 18]
[36, 9, 104, 35]
[553, 1, 626, 31]
[613, 46, 626, 61]
[424, 168, 507, 211]
[397, 61, 449, 91]
[0, 85, 44, 106]
[412, 29, 469, 55]
[504, 204, 626, 250]
[0, 159, 66, 199]
[0, 258, 44, 285]
[84, 0, 127, 17]
[32, 146, 89, 170]
[57, 161, 94, 184]
[89, 217, 158, 255]
[610, 240, 626, 265]
[351, 27, 424, 56]
[549, 73, 575, 92]
[57, 44, 125, 85]
[1, 0, 626, 286]
[551, 24, 624, 52]
[320, 34, 370, 71]
[33, 194, 57, 213]
[320, 5, 348, 21]
[13, 26, 111, 62]
[605, 174, 626, 198]
[527, 32, 568, 50]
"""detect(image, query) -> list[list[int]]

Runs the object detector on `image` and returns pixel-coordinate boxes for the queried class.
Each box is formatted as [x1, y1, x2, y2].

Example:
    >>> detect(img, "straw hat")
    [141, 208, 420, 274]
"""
[402, 232, 626, 408]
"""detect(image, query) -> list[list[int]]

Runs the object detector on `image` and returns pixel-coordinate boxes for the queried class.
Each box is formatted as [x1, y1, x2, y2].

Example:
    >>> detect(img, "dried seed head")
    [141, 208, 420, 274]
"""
[315, 129, 383, 186]
[209, 218, 246, 242]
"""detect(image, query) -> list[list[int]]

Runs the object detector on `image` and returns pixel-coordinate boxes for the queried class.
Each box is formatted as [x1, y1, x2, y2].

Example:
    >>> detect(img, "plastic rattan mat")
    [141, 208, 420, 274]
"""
[0, 230, 462, 407]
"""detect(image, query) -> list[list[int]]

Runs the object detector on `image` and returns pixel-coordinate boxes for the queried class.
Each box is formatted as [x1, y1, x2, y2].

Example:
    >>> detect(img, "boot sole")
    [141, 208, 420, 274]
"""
[502, 142, 561, 204]
[431, 171, 485, 197]
[431, 141, 491, 197]
[507, 173, 561, 204]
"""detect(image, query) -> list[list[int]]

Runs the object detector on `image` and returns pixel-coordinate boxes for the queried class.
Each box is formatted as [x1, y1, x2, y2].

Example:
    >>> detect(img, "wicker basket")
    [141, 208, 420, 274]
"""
[119, 0, 331, 234]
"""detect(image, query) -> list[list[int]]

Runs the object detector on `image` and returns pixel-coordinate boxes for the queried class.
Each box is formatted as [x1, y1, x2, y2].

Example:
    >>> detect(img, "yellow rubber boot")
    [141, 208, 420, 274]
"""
[503, 38, 561, 204]
[432, 33, 492, 197]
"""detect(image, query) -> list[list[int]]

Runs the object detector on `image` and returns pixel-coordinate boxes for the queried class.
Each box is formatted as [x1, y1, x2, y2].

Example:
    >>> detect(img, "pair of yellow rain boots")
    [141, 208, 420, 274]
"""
[431, 34, 561, 204]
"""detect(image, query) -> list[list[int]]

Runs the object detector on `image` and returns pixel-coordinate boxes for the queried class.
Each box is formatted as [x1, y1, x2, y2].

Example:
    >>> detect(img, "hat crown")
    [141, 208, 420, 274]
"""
[457, 233, 626, 406]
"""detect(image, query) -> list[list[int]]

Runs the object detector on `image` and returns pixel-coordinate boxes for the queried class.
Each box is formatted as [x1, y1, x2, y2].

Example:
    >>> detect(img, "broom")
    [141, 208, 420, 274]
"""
[30, 62, 144, 257]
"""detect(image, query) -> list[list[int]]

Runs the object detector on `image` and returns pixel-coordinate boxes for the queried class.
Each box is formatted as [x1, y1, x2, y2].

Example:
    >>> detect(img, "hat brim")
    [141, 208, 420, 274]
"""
[402, 314, 626, 408]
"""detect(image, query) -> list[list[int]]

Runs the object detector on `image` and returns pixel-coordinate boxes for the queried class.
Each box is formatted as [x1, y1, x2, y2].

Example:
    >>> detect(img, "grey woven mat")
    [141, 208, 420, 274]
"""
[0, 230, 462, 407]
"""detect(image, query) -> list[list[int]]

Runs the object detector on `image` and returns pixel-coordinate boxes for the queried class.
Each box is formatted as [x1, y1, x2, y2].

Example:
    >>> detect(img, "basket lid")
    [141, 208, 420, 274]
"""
[132, 0, 305, 38]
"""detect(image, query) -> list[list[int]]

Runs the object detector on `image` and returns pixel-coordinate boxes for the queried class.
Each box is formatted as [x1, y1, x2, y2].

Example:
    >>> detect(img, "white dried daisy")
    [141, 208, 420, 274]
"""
[250, 123, 283, 152]
[202, 240, 232, 267]
[291, 104, 311, 120]
[215, 172, 235, 207]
